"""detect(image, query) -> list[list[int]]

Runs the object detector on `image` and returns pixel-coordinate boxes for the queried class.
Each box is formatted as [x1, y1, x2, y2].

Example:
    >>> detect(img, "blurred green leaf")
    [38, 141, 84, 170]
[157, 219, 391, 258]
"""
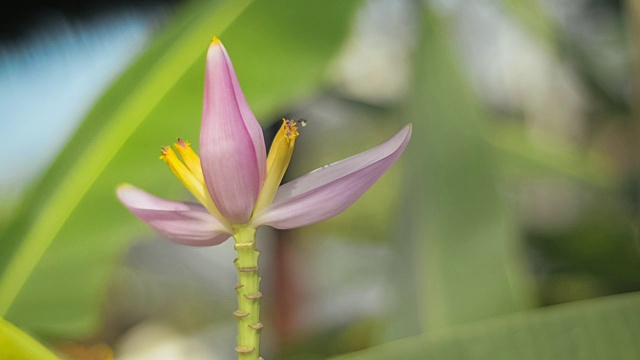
[387, 6, 533, 339]
[333, 291, 640, 359]
[0, 0, 361, 337]
[489, 123, 614, 187]
[0, 318, 60, 360]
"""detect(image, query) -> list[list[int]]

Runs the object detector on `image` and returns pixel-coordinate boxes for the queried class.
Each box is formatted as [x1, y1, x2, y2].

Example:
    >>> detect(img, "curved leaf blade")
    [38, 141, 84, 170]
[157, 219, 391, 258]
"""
[0, 318, 60, 360]
[333, 292, 640, 359]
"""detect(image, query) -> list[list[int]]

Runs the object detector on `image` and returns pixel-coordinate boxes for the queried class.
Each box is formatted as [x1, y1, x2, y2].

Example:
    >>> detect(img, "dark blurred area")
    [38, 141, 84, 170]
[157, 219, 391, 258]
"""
[0, 0, 177, 40]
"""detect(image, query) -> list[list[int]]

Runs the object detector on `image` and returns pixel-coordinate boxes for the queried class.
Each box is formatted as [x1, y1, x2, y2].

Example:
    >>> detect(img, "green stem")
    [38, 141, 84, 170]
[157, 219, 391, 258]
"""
[233, 226, 263, 360]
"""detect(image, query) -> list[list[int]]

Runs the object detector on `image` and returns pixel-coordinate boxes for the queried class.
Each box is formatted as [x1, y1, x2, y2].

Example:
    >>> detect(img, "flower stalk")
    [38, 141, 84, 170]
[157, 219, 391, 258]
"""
[233, 226, 263, 360]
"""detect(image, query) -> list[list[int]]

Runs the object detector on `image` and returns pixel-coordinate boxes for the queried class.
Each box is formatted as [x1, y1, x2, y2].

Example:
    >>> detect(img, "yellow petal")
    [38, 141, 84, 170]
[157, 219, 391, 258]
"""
[253, 119, 298, 214]
[174, 138, 205, 184]
[160, 144, 227, 224]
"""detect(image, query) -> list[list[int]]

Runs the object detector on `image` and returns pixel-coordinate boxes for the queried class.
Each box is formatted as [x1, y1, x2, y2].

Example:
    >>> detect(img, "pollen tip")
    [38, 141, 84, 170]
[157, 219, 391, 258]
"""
[176, 138, 188, 148]
[159, 146, 171, 160]
[281, 118, 299, 140]
[211, 36, 221, 45]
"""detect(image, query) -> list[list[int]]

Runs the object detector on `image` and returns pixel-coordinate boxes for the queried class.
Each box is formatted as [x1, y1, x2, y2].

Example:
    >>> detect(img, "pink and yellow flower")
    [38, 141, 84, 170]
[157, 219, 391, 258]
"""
[117, 37, 411, 244]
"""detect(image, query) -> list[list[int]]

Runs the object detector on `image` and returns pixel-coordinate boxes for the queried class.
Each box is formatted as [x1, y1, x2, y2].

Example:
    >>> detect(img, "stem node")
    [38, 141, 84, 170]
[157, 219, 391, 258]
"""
[236, 346, 255, 354]
[245, 291, 263, 299]
[234, 310, 250, 318]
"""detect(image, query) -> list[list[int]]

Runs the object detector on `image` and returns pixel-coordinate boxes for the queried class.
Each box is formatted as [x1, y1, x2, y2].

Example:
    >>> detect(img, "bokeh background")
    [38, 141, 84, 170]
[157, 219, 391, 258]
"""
[2, 0, 640, 359]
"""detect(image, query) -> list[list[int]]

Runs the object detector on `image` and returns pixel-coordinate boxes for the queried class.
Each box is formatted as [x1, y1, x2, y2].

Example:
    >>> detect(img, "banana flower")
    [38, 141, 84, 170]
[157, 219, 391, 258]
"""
[116, 37, 411, 360]
[117, 38, 411, 247]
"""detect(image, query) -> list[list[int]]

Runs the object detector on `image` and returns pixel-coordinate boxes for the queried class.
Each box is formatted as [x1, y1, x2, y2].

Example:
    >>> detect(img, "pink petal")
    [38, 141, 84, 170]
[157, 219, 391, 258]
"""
[117, 185, 232, 246]
[200, 38, 266, 223]
[252, 125, 412, 229]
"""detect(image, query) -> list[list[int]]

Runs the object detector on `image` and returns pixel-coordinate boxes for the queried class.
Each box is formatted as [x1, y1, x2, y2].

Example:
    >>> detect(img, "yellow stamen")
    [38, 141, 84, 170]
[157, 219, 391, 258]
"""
[160, 143, 228, 226]
[253, 119, 299, 214]
[211, 36, 221, 45]
[174, 138, 205, 184]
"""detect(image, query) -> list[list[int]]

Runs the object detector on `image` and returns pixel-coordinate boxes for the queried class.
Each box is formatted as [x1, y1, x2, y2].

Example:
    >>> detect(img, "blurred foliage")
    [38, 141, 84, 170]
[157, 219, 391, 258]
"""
[387, 5, 532, 339]
[0, 317, 60, 360]
[530, 199, 640, 303]
[1, 0, 640, 358]
[490, 123, 614, 187]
